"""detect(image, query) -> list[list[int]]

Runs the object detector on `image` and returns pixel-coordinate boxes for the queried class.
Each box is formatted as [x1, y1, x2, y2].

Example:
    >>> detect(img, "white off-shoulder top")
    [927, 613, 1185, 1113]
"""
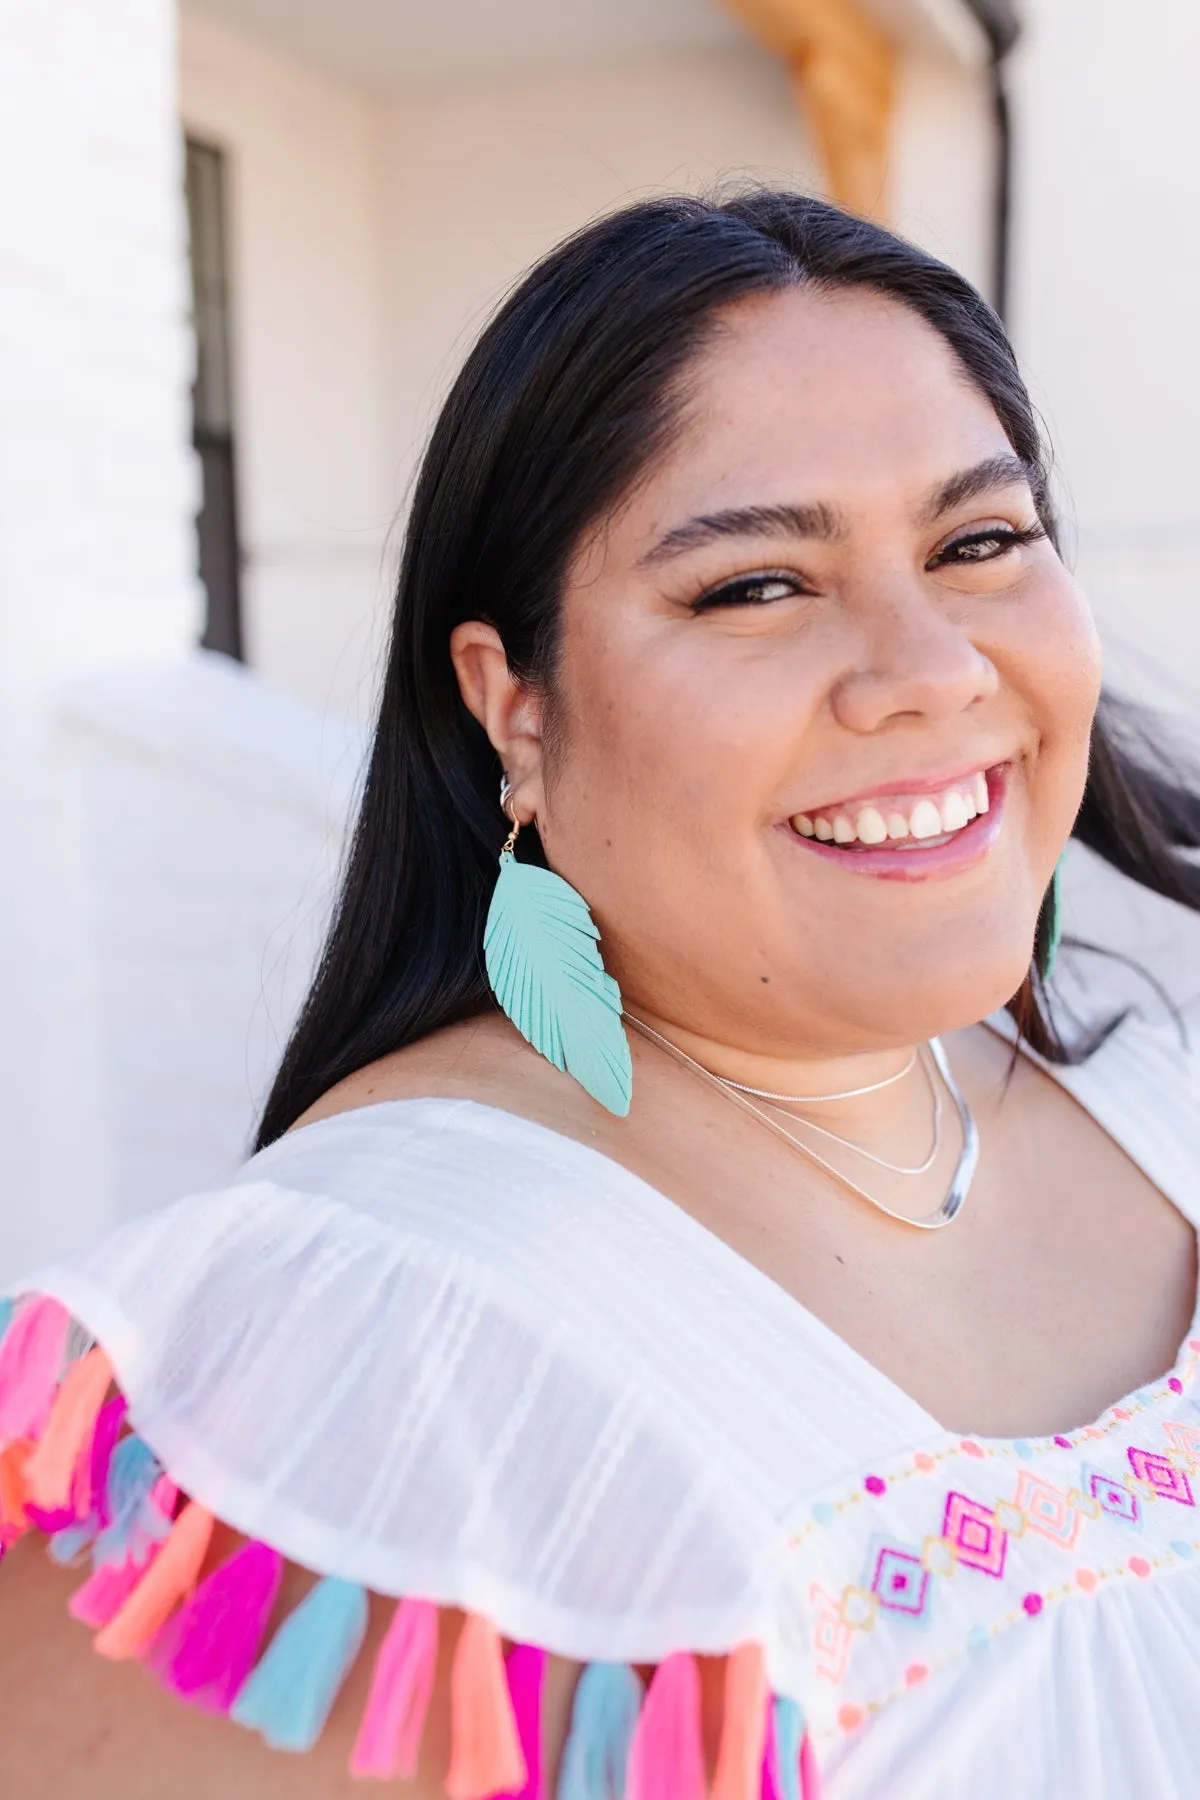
[2, 991, 1197, 1799]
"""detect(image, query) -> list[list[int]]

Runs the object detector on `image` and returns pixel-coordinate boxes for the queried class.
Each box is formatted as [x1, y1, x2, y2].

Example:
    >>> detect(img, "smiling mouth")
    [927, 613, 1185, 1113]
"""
[789, 767, 1000, 853]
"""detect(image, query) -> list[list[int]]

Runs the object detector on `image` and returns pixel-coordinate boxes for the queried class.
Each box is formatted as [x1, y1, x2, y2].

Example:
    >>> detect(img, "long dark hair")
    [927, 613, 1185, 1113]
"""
[257, 190, 1200, 1147]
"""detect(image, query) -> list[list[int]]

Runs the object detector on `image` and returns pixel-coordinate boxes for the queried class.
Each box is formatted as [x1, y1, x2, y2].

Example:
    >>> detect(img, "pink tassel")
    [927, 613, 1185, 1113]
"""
[713, 1644, 768, 1800]
[495, 1644, 547, 1800]
[146, 1538, 284, 1713]
[70, 1558, 148, 1628]
[350, 1597, 439, 1779]
[627, 1653, 706, 1800]
[0, 1296, 70, 1441]
[799, 1734, 822, 1800]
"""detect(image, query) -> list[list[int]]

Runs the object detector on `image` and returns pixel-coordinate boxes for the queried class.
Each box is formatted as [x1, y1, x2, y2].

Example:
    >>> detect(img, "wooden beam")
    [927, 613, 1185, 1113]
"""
[723, 0, 897, 218]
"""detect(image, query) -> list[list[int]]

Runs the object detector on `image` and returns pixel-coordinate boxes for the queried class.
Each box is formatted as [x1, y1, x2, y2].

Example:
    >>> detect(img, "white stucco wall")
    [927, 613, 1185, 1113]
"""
[0, 0, 203, 1277]
[180, 5, 396, 723]
[1011, 0, 1200, 724]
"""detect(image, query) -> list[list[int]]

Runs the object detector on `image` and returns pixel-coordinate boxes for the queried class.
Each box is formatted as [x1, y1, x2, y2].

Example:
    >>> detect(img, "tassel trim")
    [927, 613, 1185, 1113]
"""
[0, 1296, 817, 1794]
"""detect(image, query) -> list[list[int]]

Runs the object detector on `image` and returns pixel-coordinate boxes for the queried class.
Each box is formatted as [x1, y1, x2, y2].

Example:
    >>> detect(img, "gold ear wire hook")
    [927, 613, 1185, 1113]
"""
[499, 778, 521, 857]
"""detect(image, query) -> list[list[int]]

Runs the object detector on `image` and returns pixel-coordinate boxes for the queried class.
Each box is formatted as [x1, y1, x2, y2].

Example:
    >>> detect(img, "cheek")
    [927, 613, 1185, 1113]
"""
[561, 626, 822, 839]
[1002, 573, 1101, 817]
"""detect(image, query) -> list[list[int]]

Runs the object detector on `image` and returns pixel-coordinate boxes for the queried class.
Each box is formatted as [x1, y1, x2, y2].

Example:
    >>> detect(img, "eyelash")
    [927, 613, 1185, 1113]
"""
[928, 522, 1047, 568]
[689, 522, 1047, 612]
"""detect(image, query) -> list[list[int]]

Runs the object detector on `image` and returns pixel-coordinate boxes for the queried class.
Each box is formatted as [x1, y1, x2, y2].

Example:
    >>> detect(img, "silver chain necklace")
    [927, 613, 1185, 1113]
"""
[624, 1016, 979, 1231]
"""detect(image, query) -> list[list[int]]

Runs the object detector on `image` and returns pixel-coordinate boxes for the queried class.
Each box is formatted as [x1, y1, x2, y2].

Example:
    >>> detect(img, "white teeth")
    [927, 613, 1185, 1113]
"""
[940, 791, 970, 832]
[797, 769, 993, 849]
[855, 806, 888, 845]
[909, 799, 944, 840]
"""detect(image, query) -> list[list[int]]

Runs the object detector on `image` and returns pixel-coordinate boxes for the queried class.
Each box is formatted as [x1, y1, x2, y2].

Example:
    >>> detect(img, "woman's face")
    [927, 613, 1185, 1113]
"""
[516, 287, 1100, 1055]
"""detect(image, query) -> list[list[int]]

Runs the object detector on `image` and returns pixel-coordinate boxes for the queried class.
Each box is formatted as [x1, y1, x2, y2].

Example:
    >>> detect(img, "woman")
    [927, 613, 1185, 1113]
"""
[2, 191, 1198, 1799]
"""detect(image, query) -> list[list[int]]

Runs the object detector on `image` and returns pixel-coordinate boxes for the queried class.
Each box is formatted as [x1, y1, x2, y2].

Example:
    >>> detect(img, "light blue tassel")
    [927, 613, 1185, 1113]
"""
[92, 1435, 168, 1569]
[0, 1297, 13, 1345]
[773, 1695, 805, 1800]
[557, 1661, 643, 1799]
[484, 848, 633, 1117]
[48, 1524, 95, 1566]
[231, 1575, 369, 1752]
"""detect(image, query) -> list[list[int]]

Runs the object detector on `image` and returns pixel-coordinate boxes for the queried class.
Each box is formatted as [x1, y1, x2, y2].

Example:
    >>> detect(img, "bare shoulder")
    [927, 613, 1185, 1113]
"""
[0, 1539, 449, 1799]
[290, 1011, 603, 1144]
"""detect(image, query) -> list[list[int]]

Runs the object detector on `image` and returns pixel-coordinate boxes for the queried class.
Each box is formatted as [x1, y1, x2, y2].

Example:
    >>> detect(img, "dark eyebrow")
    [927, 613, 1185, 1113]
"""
[637, 499, 845, 567]
[921, 453, 1038, 524]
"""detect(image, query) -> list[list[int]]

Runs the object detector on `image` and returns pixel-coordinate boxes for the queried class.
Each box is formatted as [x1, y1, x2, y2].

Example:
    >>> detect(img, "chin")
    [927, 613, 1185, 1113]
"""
[834, 946, 1037, 1046]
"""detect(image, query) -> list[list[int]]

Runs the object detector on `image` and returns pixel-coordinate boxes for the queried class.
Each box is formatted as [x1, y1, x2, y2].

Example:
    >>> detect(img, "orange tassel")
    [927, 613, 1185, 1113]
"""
[24, 1348, 113, 1513]
[0, 1439, 33, 1543]
[94, 1500, 214, 1660]
[446, 1614, 526, 1800]
[711, 1643, 769, 1800]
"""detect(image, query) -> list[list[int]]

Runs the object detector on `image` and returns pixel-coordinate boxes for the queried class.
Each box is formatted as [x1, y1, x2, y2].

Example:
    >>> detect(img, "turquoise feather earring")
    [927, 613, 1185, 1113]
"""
[483, 781, 633, 1116]
[1037, 855, 1066, 982]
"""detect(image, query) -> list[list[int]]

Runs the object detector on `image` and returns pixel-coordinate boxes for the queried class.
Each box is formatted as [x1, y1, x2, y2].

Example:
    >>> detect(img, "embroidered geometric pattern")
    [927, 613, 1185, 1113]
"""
[784, 1335, 1200, 1747]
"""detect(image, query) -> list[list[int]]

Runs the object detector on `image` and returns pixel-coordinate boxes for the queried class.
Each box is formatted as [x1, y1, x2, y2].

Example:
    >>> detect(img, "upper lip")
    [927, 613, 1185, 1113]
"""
[795, 760, 1006, 818]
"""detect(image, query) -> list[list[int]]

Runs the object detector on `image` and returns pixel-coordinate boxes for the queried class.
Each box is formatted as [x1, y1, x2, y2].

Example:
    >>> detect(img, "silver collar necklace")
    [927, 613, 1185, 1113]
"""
[624, 1016, 979, 1231]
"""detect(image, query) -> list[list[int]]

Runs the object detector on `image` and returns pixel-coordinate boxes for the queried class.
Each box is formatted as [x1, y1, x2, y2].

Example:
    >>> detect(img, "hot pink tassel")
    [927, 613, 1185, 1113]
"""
[799, 1734, 822, 1800]
[350, 1597, 439, 1780]
[495, 1644, 548, 1800]
[145, 1539, 284, 1713]
[84, 1396, 128, 1529]
[70, 1558, 148, 1628]
[627, 1653, 706, 1800]
[0, 1296, 70, 1441]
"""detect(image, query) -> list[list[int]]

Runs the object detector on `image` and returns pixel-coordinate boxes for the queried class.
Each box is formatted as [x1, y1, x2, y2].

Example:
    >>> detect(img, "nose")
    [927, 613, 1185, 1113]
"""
[830, 585, 999, 736]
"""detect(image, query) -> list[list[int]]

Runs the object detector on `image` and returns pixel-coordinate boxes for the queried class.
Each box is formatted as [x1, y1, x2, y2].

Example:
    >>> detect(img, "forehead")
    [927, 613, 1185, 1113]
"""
[639, 284, 1012, 528]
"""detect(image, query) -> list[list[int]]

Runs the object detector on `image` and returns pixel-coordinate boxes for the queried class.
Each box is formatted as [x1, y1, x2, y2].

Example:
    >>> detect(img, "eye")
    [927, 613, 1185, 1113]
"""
[691, 572, 804, 613]
[930, 523, 1046, 569]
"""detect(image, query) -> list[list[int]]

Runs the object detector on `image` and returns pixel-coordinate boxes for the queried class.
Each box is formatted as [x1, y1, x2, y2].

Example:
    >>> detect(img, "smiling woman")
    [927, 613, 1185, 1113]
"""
[3, 192, 1200, 1800]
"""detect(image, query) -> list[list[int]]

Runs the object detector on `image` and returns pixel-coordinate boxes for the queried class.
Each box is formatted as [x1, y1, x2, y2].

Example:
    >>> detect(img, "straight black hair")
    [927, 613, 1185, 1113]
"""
[257, 190, 1200, 1148]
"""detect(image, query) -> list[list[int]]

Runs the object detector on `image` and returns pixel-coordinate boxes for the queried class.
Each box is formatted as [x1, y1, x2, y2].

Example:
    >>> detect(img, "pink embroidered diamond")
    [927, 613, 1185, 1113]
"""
[943, 1492, 1007, 1578]
[870, 1546, 931, 1619]
[809, 1582, 855, 1684]
[1164, 1421, 1200, 1468]
[1088, 1470, 1140, 1526]
[1128, 1446, 1195, 1505]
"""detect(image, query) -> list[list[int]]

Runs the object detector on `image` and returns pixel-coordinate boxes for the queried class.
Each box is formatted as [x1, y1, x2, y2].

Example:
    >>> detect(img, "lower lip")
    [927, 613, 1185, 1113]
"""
[782, 769, 1008, 883]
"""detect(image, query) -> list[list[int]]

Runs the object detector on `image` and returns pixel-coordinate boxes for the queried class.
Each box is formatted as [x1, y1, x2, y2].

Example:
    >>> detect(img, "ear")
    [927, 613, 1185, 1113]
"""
[449, 621, 546, 822]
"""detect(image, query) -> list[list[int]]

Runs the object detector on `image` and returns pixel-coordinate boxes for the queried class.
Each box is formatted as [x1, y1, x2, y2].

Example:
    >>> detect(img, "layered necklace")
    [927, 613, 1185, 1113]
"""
[624, 1015, 979, 1231]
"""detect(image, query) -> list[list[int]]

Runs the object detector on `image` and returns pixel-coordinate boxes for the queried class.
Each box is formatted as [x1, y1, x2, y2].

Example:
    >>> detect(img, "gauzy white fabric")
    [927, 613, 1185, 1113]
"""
[15, 988, 1200, 1800]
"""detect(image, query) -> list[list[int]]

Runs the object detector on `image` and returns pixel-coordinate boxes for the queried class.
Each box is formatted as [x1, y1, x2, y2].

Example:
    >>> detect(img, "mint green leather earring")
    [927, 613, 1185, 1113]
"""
[483, 783, 633, 1116]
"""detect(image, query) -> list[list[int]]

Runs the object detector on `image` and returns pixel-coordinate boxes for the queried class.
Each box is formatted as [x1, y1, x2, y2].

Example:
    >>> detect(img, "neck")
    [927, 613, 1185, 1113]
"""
[625, 1005, 918, 1103]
